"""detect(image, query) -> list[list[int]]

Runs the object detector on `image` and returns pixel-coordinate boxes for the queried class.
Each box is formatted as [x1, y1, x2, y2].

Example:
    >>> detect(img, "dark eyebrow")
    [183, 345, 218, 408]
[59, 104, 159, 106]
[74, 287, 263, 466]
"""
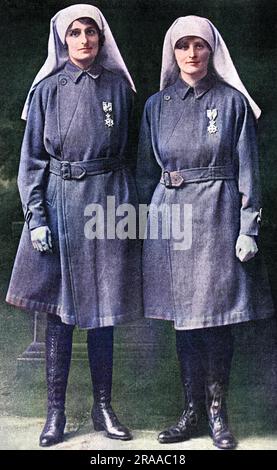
[68, 26, 96, 33]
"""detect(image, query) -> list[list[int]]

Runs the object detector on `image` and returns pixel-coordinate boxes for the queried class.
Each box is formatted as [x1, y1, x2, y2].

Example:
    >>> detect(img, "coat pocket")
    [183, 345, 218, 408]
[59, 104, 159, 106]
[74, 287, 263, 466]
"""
[45, 173, 57, 207]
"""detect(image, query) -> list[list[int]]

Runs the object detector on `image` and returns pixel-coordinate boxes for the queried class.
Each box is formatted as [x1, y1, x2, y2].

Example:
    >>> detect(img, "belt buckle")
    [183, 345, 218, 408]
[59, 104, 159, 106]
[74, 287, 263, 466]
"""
[74, 166, 87, 180]
[163, 171, 172, 188]
[61, 161, 71, 180]
[171, 172, 184, 187]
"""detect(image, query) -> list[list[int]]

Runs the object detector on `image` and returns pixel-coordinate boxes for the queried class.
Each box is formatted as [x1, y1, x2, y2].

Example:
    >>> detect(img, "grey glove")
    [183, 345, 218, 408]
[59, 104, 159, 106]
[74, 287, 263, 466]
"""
[235, 234, 258, 262]
[30, 225, 52, 252]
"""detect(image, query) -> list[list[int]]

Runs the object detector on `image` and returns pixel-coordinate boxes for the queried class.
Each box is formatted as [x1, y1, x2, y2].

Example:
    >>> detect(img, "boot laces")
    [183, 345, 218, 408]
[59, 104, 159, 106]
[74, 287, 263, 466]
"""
[43, 410, 64, 434]
[177, 407, 197, 429]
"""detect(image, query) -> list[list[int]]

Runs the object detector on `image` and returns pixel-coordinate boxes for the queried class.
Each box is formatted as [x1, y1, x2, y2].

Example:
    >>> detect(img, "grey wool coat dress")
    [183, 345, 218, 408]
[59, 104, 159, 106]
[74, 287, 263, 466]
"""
[6, 61, 142, 329]
[136, 74, 274, 330]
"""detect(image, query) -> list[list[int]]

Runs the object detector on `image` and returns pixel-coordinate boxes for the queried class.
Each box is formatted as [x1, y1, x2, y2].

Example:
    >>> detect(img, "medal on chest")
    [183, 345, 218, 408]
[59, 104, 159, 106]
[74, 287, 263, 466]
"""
[207, 109, 218, 134]
[102, 102, 114, 128]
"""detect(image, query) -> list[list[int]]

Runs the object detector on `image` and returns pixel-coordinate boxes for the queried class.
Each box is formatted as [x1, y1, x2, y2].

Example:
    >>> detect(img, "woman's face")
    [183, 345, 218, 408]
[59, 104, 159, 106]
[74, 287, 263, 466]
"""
[65, 20, 100, 69]
[174, 36, 211, 84]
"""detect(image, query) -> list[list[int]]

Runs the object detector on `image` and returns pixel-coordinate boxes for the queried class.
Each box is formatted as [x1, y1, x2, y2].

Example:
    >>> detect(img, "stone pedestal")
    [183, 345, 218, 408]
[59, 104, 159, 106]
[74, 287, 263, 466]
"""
[17, 312, 46, 364]
[17, 312, 90, 365]
[17, 313, 167, 371]
[13, 224, 168, 374]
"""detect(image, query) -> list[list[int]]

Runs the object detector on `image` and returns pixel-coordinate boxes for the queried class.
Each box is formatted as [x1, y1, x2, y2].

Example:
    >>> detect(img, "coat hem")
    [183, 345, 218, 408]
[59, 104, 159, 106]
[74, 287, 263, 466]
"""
[144, 309, 275, 330]
[6, 294, 142, 329]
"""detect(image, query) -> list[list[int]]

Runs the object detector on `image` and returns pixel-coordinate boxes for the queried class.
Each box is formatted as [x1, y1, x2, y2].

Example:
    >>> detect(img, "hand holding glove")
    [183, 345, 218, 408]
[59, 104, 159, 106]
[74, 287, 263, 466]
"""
[31, 226, 52, 252]
[235, 234, 258, 262]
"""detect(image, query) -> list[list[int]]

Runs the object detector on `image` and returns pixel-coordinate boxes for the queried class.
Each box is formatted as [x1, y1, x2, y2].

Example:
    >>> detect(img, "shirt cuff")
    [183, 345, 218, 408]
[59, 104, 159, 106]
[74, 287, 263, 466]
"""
[24, 206, 47, 231]
[239, 208, 262, 236]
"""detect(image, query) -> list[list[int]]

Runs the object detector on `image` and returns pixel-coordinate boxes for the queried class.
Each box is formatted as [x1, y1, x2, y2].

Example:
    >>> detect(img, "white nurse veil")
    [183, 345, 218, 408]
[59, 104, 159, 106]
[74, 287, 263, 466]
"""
[160, 16, 261, 119]
[21, 4, 136, 120]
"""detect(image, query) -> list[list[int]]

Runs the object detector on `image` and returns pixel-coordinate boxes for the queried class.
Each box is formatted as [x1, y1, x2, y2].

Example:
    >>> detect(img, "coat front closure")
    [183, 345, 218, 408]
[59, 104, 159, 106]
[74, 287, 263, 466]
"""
[136, 75, 274, 330]
[7, 61, 142, 328]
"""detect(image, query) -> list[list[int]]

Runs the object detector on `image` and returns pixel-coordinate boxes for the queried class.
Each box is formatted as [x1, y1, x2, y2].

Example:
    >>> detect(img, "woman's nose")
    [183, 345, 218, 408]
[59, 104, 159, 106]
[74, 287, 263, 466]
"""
[81, 33, 89, 44]
[188, 46, 196, 57]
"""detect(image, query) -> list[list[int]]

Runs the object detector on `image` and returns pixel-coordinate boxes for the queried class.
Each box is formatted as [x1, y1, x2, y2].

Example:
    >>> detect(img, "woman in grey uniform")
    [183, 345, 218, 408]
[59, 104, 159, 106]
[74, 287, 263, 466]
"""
[136, 16, 274, 449]
[6, 4, 142, 446]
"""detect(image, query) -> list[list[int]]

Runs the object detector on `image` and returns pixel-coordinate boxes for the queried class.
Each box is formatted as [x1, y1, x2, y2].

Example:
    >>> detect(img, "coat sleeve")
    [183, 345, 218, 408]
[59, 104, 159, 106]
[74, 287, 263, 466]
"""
[136, 99, 161, 205]
[17, 84, 50, 231]
[236, 99, 262, 236]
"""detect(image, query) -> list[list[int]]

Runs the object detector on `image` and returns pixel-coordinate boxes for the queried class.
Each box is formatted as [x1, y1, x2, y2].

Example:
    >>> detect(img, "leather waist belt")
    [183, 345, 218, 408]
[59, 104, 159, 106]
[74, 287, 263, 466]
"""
[49, 157, 126, 180]
[160, 166, 235, 188]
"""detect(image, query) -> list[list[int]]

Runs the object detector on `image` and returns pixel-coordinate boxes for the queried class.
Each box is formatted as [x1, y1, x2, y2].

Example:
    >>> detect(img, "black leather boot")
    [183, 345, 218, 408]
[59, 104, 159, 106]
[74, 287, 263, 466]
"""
[206, 380, 237, 449]
[158, 330, 205, 444]
[203, 326, 237, 450]
[87, 327, 132, 441]
[158, 381, 200, 443]
[39, 315, 73, 447]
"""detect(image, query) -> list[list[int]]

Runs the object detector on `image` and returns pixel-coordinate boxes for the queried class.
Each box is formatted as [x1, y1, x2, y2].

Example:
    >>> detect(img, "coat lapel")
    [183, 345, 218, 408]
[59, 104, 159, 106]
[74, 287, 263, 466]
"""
[57, 73, 86, 154]
[159, 90, 186, 149]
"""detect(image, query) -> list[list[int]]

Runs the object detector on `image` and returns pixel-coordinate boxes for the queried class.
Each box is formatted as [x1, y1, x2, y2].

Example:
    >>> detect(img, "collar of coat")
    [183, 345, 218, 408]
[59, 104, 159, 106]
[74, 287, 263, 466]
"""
[63, 60, 103, 83]
[174, 73, 216, 99]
